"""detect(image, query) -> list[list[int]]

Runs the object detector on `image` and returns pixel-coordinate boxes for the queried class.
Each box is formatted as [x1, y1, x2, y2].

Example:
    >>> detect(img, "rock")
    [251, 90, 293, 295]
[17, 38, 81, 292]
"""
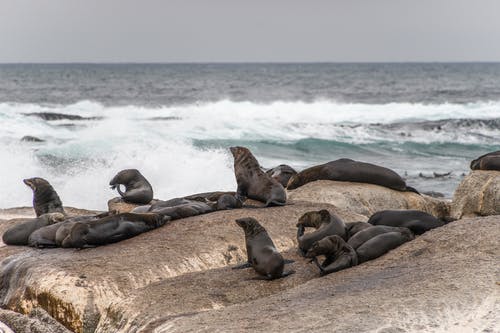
[287, 180, 451, 219]
[21, 136, 45, 143]
[107, 197, 158, 213]
[451, 170, 500, 219]
[0, 308, 70, 333]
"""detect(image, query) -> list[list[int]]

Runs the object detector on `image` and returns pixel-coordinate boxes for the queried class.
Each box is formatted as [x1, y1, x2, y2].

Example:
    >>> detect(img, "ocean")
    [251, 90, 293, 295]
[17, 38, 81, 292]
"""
[0, 63, 499, 210]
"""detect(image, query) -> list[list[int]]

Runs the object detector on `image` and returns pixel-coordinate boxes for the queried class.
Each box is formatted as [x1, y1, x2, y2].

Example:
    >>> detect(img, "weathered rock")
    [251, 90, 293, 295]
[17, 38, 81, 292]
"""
[451, 170, 500, 219]
[287, 180, 451, 219]
[0, 202, 361, 333]
[0, 308, 70, 333]
[107, 197, 158, 214]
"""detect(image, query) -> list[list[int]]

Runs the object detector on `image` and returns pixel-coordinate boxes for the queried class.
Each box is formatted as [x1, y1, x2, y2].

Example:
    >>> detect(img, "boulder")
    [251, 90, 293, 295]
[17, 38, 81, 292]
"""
[451, 170, 500, 219]
[287, 180, 451, 219]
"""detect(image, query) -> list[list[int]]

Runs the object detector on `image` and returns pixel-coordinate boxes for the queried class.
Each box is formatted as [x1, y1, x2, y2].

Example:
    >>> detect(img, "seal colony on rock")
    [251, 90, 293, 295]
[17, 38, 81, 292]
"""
[233, 217, 294, 280]
[109, 169, 154, 205]
[23, 177, 65, 217]
[470, 150, 500, 171]
[286, 158, 419, 194]
[367, 209, 444, 235]
[2, 213, 65, 246]
[230, 146, 287, 206]
[296, 210, 346, 256]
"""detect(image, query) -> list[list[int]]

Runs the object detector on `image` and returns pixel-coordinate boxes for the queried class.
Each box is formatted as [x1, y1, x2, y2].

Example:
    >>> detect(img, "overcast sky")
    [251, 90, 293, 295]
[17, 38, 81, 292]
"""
[1, 0, 499, 63]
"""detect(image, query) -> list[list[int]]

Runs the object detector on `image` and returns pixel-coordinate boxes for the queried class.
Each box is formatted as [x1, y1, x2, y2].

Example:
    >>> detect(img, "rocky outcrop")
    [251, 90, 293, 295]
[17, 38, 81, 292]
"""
[287, 180, 451, 219]
[451, 170, 500, 219]
[0, 308, 70, 333]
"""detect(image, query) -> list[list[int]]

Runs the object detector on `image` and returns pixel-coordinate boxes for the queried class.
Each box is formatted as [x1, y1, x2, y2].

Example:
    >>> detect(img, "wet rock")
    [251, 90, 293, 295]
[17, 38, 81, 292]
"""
[21, 136, 45, 143]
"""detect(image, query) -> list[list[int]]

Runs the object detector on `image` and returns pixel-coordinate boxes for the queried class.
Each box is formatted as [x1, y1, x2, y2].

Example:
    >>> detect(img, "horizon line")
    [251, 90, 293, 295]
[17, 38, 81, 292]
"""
[1, 61, 500, 65]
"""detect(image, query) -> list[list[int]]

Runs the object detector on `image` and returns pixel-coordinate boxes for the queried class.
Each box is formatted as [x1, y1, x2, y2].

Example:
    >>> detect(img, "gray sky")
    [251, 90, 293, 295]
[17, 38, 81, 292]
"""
[1, 0, 500, 63]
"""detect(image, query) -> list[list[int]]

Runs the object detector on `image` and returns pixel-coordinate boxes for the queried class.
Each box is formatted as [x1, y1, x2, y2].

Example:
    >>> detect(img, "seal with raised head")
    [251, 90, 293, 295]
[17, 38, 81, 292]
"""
[265, 164, 297, 188]
[230, 146, 286, 206]
[233, 217, 294, 280]
[470, 150, 500, 171]
[296, 209, 346, 256]
[3, 212, 65, 246]
[109, 169, 154, 205]
[23, 177, 65, 217]
[60, 213, 169, 248]
[367, 209, 444, 235]
[286, 158, 419, 194]
[305, 235, 358, 276]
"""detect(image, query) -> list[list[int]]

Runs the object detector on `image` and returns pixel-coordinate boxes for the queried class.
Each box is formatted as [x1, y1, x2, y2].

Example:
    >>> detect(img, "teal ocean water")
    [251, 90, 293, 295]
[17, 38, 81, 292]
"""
[0, 63, 499, 209]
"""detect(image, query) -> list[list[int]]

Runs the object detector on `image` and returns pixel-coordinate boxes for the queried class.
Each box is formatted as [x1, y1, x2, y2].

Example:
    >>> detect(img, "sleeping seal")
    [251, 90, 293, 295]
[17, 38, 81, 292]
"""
[2, 212, 65, 246]
[23, 177, 65, 217]
[470, 150, 500, 171]
[368, 209, 444, 235]
[233, 217, 294, 280]
[109, 169, 154, 204]
[296, 209, 346, 256]
[230, 146, 287, 206]
[265, 164, 297, 188]
[287, 158, 419, 194]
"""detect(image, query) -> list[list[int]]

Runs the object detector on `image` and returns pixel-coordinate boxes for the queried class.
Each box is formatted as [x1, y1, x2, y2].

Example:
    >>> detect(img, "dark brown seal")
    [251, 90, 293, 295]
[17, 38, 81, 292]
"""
[347, 225, 414, 250]
[230, 146, 286, 206]
[109, 169, 154, 205]
[23, 177, 65, 217]
[233, 217, 294, 280]
[305, 235, 358, 276]
[470, 150, 500, 171]
[286, 158, 419, 194]
[345, 221, 372, 239]
[296, 209, 346, 256]
[60, 213, 169, 248]
[265, 164, 297, 188]
[3, 212, 65, 246]
[149, 200, 215, 220]
[367, 209, 444, 235]
[355, 230, 414, 263]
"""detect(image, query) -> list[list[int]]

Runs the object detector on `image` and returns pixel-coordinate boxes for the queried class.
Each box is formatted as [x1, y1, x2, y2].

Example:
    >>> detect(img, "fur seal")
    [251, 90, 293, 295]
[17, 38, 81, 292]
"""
[265, 164, 297, 188]
[2, 213, 65, 246]
[286, 158, 419, 194]
[233, 217, 294, 280]
[230, 146, 287, 206]
[183, 191, 242, 210]
[61, 213, 169, 248]
[109, 169, 154, 204]
[296, 209, 346, 256]
[345, 221, 372, 239]
[305, 235, 358, 276]
[470, 150, 500, 171]
[23, 177, 65, 217]
[347, 225, 414, 250]
[368, 209, 444, 235]
[149, 200, 215, 220]
[355, 230, 414, 263]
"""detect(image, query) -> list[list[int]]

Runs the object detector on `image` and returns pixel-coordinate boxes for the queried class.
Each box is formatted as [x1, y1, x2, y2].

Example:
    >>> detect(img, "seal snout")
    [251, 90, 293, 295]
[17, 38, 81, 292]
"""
[23, 178, 35, 189]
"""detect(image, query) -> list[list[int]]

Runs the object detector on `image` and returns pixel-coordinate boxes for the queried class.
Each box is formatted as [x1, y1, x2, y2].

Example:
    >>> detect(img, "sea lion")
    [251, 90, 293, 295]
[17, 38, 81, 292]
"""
[23, 177, 65, 217]
[265, 164, 297, 188]
[230, 146, 287, 206]
[286, 158, 419, 194]
[345, 221, 372, 239]
[233, 217, 294, 280]
[368, 210, 444, 235]
[296, 210, 346, 256]
[109, 169, 154, 205]
[305, 235, 358, 276]
[61, 213, 169, 248]
[470, 151, 500, 171]
[2, 213, 65, 246]
[347, 225, 414, 250]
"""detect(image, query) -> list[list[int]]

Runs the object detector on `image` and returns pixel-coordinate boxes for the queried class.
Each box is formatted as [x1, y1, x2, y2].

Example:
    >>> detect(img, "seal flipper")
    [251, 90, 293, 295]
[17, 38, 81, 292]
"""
[232, 262, 252, 270]
[405, 186, 420, 195]
[264, 199, 286, 207]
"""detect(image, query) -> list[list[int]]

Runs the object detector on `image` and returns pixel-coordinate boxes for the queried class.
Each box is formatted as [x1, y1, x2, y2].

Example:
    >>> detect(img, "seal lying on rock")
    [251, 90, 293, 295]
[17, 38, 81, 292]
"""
[148, 201, 215, 220]
[233, 217, 294, 280]
[470, 150, 500, 171]
[296, 210, 346, 256]
[109, 169, 154, 205]
[347, 225, 414, 250]
[2, 213, 65, 245]
[286, 158, 419, 194]
[23, 177, 65, 217]
[60, 213, 169, 248]
[230, 146, 287, 206]
[345, 221, 372, 239]
[368, 210, 444, 235]
[265, 164, 297, 188]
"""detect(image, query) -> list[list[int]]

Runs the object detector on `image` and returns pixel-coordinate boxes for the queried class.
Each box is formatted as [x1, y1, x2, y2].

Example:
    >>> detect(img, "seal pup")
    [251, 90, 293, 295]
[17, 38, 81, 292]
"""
[2, 212, 65, 246]
[109, 169, 154, 205]
[265, 164, 297, 188]
[60, 213, 169, 248]
[23, 177, 65, 217]
[230, 146, 287, 206]
[233, 217, 294, 280]
[296, 210, 346, 256]
[305, 235, 358, 276]
[470, 150, 500, 171]
[286, 158, 419, 194]
[368, 209, 444, 235]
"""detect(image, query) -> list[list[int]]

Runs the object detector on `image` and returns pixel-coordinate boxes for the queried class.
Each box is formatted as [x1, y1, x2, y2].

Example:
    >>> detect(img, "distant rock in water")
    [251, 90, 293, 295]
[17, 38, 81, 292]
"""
[21, 135, 44, 142]
[422, 191, 445, 198]
[24, 112, 101, 121]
